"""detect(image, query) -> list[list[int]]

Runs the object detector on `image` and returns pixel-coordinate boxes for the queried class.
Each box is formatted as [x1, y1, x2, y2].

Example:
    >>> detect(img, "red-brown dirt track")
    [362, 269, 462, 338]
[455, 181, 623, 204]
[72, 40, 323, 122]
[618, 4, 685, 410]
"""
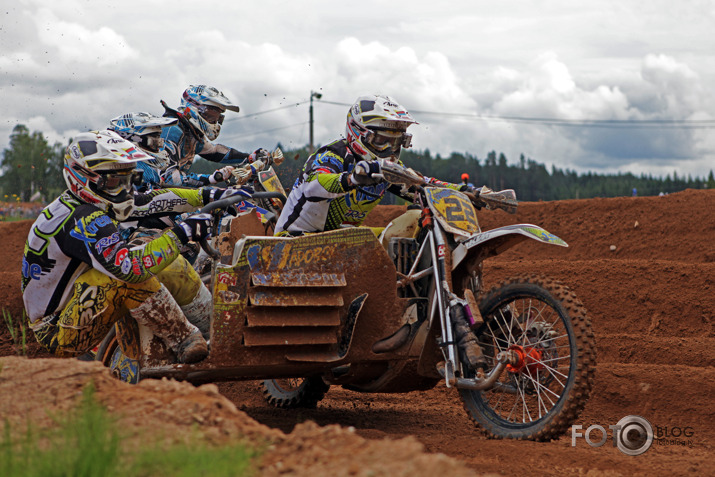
[2, 189, 713, 476]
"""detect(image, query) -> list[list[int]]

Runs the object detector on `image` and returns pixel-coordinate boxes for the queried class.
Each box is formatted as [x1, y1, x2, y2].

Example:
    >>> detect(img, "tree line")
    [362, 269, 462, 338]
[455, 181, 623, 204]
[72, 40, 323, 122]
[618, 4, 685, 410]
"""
[2, 124, 714, 204]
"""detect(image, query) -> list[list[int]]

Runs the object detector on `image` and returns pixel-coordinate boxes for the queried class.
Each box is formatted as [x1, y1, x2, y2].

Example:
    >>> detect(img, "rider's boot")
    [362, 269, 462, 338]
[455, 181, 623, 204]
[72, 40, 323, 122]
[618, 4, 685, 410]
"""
[450, 303, 486, 370]
[180, 284, 212, 340]
[129, 284, 208, 364]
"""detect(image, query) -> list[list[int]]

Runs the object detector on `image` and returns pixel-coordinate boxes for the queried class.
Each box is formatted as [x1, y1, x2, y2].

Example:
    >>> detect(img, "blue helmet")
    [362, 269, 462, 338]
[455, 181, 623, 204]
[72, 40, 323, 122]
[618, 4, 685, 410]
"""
[109, 112, 177, 167]
[179, 85, 240, 141]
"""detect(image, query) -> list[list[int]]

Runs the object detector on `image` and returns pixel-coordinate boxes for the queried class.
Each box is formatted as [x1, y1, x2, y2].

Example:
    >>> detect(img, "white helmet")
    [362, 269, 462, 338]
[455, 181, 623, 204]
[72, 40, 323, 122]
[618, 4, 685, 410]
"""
[345, 95, 417, 162]
[63, 130, 151, 221]
[179, 84, 240, 141]
[109, 112, 177, 168]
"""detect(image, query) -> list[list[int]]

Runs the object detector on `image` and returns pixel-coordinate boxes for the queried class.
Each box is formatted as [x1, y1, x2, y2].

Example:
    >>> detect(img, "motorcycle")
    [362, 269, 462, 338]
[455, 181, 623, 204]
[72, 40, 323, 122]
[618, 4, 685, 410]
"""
[97, 160, 596, 441]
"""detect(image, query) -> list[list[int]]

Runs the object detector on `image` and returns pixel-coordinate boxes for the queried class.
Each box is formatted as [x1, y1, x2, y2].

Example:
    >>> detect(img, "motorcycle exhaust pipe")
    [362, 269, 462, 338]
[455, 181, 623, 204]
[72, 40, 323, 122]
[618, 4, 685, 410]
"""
[437, 351, 512, 391]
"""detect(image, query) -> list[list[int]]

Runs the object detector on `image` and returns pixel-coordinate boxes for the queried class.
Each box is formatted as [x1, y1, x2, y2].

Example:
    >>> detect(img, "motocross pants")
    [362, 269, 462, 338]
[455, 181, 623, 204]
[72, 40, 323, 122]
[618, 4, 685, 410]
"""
[31, 254, 212, 357]
[31, 268, 162, 357]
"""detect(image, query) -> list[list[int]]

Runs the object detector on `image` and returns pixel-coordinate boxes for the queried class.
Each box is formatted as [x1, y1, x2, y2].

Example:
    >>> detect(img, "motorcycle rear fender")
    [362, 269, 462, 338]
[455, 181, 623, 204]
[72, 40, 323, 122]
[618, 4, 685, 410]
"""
[452, 224, 568, 269]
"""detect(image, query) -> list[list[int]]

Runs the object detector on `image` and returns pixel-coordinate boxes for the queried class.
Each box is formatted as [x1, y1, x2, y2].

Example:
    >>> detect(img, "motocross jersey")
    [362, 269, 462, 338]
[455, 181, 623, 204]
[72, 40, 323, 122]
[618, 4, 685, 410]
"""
[134, 158, 165, 191]
[158, 112, 250, 187]
[275, 139, 464, 235]
[21, 187, 212, 323]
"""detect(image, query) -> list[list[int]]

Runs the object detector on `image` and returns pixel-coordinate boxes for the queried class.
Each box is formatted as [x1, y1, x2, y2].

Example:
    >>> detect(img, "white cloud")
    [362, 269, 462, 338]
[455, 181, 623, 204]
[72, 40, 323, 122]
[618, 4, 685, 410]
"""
[1, 1, 714, 180]
[33, 8, 138, 65]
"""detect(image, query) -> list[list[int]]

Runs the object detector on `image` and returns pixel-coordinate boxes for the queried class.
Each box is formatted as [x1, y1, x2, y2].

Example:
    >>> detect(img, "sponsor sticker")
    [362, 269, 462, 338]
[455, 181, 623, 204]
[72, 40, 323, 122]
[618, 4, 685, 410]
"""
[96, 232, 120, 253]
[114, 248, 129, 267]
[142, 255, 155, 268]
[131, 257, 141, 275]
[217, 272, 237, 286]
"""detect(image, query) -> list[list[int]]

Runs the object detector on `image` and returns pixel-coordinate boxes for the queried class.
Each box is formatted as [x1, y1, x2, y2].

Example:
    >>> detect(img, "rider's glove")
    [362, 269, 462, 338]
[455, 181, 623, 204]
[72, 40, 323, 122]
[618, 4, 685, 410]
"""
[350, 160, 382, 187]
[248, 148, 270, 163]
[173, 213, 212, 244]
[232, 159, 266, 185]
[209, 166, 235, 184]
[458, 185, 483, 209]
[468, 186, 488, 210]
[202, 187, 237, 203]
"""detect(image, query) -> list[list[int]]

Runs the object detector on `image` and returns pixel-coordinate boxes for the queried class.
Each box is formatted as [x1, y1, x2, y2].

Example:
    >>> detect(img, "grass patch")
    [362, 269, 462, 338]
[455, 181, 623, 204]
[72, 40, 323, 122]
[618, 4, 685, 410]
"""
[2, 309, 27, 356]
[1, 382, 258, 477]
[128, 440, 256, 477]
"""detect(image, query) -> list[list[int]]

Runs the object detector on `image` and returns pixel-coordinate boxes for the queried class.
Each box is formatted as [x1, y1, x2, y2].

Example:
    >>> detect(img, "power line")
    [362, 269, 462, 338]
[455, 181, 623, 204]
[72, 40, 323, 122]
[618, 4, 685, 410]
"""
[223, 101, 310, 122]
[318, 99, 715, 129]
[217, 98, 715, 142]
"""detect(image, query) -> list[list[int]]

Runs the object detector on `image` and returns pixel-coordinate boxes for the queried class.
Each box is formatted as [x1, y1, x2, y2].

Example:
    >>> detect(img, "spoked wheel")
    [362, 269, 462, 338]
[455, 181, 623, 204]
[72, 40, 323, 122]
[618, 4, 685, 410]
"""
[95, 325, 140, 384]
[261, 377, 330, 409]
[460, 275, 596, 440]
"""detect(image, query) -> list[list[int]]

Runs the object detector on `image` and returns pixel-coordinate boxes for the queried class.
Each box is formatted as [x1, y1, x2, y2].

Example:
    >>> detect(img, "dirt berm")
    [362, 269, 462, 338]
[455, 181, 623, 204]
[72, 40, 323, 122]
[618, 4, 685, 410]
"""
[1, 189, 713, 476]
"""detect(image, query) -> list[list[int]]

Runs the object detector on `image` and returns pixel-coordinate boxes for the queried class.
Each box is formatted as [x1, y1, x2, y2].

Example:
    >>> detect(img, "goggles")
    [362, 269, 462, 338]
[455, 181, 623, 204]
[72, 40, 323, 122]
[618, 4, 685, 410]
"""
[199, 105, 226, 125]
[96, 169, 143, 195]
[143, 134, 165, 153]
[364, 129, 413, 158]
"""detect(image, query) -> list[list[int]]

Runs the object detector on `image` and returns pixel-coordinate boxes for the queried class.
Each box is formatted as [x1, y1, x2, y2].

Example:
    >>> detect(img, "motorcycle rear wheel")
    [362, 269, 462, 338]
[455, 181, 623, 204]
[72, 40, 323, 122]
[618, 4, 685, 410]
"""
[459, 275, 595, 440]
[261, 377, 330, 409]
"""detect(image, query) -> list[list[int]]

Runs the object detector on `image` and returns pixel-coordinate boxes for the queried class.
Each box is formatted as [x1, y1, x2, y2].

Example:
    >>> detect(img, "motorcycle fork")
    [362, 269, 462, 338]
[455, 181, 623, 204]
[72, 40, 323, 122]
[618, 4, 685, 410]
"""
[427, 223, 460, 387]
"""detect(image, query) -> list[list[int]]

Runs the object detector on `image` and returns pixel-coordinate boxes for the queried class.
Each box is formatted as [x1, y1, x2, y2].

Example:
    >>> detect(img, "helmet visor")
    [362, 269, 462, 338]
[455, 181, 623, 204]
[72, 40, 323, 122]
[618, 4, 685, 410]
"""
[97, 169, 142, 195]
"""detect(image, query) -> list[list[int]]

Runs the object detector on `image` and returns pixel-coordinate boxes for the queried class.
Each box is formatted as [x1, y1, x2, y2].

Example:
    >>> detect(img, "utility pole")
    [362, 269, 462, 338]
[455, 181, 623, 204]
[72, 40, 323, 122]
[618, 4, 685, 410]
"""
[309, 90, 322, 153]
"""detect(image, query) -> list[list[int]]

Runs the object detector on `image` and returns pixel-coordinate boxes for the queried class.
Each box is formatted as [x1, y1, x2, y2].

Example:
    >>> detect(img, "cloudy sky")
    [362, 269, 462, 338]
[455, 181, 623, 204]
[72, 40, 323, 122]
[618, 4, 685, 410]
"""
[2, 0, 714, 179]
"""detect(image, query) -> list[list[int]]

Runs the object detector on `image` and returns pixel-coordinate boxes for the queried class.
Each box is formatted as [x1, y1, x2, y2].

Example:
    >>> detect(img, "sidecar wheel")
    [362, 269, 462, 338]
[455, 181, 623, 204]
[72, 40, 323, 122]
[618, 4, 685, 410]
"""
[459, 275, 596, 441]
[261, 377, 330, 409]
[96, 326, 140, 384]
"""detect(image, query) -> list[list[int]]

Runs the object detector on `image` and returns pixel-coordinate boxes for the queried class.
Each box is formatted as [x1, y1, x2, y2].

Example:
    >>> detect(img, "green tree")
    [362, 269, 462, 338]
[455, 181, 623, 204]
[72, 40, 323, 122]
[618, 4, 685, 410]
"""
[0, 125, 65, 202]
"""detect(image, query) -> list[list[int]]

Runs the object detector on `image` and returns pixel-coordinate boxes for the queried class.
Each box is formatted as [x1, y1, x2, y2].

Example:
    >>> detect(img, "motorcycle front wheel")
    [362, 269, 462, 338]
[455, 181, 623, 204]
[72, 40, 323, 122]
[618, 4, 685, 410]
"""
[460, 275, 596, 440]
[95, 325, 140, 384]
[261, 377, 330, 409]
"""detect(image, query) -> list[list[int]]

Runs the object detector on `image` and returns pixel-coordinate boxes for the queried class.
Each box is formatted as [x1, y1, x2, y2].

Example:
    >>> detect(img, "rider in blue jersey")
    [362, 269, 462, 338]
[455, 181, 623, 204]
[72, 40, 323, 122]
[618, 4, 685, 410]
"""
[158, 85, 269, 187]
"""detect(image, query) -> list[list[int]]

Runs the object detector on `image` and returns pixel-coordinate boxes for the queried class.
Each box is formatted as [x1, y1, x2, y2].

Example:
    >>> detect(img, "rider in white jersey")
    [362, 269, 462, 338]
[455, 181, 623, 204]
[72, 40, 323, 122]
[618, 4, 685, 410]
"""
[21, 131, 231, 362]
[275, 95, 468, 235]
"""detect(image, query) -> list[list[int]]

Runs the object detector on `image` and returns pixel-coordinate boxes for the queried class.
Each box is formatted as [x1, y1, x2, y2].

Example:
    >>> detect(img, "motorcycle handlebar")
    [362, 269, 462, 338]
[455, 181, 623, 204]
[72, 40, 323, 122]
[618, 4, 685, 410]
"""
[198, 191, 286, 214]
[198, 191, 287, 259]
